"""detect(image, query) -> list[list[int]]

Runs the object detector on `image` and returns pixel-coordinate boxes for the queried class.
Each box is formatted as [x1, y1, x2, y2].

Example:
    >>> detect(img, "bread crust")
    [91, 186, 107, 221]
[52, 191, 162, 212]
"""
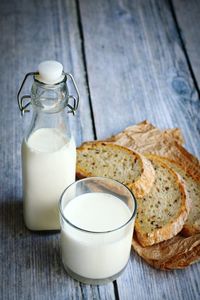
[127, 154, 155, 198]
[135, 155, 190, 247]
[76, 141, 155, 198]
[156, 156, 200, 237]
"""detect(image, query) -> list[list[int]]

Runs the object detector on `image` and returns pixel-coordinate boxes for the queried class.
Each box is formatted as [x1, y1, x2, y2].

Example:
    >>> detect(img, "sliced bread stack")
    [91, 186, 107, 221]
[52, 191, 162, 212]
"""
[110, 121, 200, 268]
[109, 121, 200, 237]
[76, 121, 200, 269]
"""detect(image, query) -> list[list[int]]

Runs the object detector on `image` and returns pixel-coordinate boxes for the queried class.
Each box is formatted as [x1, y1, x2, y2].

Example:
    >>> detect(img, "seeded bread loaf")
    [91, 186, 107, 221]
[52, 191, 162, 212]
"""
[135, 155, 190, 247]
[160, 158, 200, 236]
[76, 142, 155, 198]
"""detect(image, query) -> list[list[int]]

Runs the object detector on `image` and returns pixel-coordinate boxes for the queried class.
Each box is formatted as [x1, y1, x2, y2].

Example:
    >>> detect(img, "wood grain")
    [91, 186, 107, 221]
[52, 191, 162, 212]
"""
[172, 0, 200, 90]
[0, 0, 115, 299]
[117, 253, 200, 300]
[79, 0, 200, 299]
[79, 0, 200, 157]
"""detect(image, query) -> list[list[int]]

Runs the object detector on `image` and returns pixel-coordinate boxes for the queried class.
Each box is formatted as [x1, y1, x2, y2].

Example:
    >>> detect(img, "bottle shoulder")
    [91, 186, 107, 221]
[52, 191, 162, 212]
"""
[22, 128, 76, 154]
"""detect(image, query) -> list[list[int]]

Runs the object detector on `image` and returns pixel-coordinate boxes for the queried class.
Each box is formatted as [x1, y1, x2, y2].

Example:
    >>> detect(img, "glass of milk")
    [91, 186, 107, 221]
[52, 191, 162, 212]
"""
[59, 177, 137, 285]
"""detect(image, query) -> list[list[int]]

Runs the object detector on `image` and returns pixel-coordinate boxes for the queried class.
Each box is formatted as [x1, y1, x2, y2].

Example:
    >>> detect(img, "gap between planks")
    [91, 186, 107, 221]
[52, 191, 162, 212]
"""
[169, 0, 200, 98]
[75, 0, 97, 140]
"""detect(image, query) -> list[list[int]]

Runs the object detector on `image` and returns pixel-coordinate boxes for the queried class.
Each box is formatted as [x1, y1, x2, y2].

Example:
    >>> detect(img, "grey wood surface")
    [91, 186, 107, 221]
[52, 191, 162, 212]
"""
[172, 0, 200, 89]
[0, 0, 199, 299]
[79, 0, 200, 157]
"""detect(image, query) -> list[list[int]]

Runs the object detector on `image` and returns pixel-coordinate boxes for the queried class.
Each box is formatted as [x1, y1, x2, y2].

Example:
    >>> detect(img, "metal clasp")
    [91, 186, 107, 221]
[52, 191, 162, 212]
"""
[66, 73, 80, 115]
[17, 71, 80, 116]
[17, 72, 37, 116]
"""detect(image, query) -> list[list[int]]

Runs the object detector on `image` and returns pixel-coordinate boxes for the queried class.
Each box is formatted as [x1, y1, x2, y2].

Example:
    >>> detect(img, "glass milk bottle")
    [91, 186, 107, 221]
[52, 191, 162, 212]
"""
[17, 61, 79, 231]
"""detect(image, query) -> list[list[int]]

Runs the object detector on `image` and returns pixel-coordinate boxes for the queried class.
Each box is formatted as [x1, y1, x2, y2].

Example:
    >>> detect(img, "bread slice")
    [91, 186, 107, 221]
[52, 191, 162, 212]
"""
[135, 155, 190, 247]
[159, 158, 200, 236]
[76, 141, 155, 198]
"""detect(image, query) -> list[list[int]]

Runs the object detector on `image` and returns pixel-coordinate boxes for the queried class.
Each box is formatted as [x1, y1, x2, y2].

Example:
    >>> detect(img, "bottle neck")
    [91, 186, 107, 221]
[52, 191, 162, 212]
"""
[31, 80, 68, 113]
[25, 80, 72, 142]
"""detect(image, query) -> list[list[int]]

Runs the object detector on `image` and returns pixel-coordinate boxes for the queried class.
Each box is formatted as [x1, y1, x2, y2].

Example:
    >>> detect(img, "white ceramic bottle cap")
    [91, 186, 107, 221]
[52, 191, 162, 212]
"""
[37, 60, 65, 84]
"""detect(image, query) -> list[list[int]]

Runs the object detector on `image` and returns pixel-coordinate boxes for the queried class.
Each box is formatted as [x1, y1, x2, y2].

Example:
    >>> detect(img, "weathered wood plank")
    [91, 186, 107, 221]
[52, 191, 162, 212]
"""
[79, 0, 200, 157]
[79, 0, 200, 299]
[0, 0, 115, 299]
[172, 0, 200, 90]
[118, 252, 200, 300]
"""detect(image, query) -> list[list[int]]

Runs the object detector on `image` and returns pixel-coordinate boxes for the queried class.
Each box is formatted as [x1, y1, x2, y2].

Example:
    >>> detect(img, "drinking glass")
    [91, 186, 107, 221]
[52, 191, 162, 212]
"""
[59, 177, 137, 285]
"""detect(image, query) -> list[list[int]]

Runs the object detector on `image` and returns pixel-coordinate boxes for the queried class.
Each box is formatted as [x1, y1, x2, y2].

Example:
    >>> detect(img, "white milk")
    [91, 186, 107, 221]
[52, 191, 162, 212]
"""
[61, 192, 135, 280]
[22, 128, 76, 230]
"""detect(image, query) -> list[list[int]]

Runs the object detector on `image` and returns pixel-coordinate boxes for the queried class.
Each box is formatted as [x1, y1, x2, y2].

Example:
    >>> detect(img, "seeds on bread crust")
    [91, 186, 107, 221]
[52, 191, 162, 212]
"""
[135, 155, 190, 247]
[76, 141, 155, 198]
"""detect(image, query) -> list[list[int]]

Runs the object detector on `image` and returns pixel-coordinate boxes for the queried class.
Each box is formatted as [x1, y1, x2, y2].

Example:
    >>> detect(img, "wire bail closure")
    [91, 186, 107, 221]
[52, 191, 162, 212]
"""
[65, 73, 80, 115]
[17, 72, 80, 116]
[17, 72, 37, 116]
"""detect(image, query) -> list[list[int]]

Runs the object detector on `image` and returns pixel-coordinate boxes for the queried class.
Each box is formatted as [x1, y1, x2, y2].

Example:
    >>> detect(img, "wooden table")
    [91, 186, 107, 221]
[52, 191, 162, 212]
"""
[1, 0, 199, 299]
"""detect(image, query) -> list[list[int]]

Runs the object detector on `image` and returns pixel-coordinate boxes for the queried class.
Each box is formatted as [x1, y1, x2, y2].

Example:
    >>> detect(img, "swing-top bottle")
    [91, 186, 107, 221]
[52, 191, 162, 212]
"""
[17, 60, 79, 230]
